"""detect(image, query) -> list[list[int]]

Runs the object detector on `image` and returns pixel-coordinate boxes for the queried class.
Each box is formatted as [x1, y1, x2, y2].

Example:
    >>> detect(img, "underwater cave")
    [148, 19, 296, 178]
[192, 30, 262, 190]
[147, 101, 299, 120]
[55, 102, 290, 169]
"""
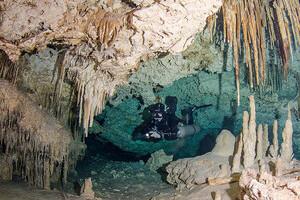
[1, 0, 300, 199]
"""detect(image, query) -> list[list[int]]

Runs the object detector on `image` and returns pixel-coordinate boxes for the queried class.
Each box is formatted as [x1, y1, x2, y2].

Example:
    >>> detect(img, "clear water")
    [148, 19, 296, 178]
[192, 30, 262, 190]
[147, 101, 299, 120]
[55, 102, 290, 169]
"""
[72, 135, 174, 200]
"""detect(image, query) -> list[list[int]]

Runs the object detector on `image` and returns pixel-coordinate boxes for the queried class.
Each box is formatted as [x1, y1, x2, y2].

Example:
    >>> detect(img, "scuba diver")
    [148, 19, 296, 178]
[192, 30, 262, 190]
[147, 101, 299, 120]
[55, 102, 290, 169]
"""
[132, 96, 212, 142]
[181, 104, 212, 125]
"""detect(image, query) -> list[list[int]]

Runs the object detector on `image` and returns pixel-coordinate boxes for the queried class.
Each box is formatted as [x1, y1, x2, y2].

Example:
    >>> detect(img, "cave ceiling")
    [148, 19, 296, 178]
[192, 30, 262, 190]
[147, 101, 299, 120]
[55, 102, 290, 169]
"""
[0, 0, 222, 135]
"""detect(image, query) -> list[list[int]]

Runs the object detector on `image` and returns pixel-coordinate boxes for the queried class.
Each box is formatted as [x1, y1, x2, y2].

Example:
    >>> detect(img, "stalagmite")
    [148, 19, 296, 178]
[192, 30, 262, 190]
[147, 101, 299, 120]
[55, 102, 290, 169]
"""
[232, 134, 243, 173]
[242, 111, 250, 167]
[258, 160, 266, 174]
[262, 124, 269, 158]
[274, 158, 284, 176]
[269, 120, 279, 158]
[80, 178, 96, 199]
[280, 108, 293, 162]
[242, 96, 256, 168]
[166, 95, 299, 197]
[256, 124, 263, 161]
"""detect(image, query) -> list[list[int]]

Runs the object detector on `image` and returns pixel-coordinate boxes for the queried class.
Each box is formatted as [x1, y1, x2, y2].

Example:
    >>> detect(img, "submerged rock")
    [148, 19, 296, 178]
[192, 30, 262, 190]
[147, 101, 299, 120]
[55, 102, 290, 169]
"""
[166, 129, 235, 189]
[80, 178, 100, 200]
[211, 129, 235, 157]
[166, 151, 231, 190]
[145, 149, 173, 171]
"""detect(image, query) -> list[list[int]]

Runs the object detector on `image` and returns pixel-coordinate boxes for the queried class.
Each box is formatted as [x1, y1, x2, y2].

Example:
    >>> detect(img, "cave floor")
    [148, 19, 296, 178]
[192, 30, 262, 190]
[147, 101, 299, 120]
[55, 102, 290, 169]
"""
[69, 136, 175, 200]
[0, 180, 239, 200]
[153, 182, 240, 200]
[73, 153, 175, 200]
[0, 181, 83, 200]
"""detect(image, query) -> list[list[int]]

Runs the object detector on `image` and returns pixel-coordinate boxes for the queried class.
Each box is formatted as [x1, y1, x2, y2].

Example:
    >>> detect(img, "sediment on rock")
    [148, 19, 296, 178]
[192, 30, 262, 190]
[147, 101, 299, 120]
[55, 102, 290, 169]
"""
[0, 79, 85, 189]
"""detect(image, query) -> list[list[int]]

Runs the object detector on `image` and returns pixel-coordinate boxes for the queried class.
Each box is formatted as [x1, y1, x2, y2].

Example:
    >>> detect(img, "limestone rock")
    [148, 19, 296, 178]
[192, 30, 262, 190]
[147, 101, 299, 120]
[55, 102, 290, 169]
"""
[240, 169, 300, 200]
[80, 178, 100, 200]
[242, 95, 256, 168]
[145, 149, 173, 171]
[231, 95, 268, 172]
[231, 134, 243, 173]
[0, 0, 222, 136]
[280, 108, 294, 162]
[0, 155, 12, 181]
[212, 191, 222, 200]
[166, 152, 230, 189]
[256, 124, 263, 161]
[269, 120, 279, 158]
[262, 124, 269, 158]
[211, 129, 235, 157]
[0, 79, 84, 189]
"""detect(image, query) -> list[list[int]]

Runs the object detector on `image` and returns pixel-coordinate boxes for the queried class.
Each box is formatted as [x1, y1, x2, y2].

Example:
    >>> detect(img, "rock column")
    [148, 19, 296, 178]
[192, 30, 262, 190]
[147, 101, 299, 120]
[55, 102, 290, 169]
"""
[280, 109, 293, 162]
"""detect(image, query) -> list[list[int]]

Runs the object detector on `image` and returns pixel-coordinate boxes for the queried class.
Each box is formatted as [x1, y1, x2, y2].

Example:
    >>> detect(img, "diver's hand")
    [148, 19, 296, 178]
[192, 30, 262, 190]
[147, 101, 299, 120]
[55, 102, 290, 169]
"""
[147, 131, 161, 139]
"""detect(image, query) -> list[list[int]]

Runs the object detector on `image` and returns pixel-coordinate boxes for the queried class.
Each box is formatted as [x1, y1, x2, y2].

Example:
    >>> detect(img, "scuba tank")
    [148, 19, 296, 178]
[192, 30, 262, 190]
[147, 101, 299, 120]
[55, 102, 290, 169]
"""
[181, 104, 212, 125]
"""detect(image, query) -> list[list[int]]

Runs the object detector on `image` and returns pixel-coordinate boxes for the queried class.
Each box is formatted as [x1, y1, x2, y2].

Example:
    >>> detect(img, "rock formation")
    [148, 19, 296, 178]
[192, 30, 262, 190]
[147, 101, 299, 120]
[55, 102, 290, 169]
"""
[166, 152, 231, 190]
[232, 96, 259, 172]
[166, 130, 235, 189]
[0, 79, 85, 189]
[145, 149, 173, 171]
[0, 0, 222, 136]
[80, 178, 101, 200]
[280, 107, 294, 162]
[240, 169, 300, 200]
[262, 124, 269, 158]
[231, 134, 243, 173]
[211, 129, 235, 157]
[269, 120, 279, 158]
[166, 95, 296, 193]
[242, 95, 257, 168]
[232, 97, 295, 173]
[256, 124, 263, 161]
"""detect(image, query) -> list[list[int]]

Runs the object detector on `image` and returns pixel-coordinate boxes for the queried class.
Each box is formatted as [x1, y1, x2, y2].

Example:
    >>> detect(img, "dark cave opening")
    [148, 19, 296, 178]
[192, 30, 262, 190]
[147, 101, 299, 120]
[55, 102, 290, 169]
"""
[79, 134, 150, 163]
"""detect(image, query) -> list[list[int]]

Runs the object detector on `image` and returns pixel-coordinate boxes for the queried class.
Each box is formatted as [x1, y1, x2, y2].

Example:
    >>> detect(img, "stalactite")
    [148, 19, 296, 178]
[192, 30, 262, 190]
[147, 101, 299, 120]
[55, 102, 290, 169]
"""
[63, 43, 122, 137]
[207, 0, 300, 105]
[52, 50, 67, 119]
[52, 7, 134, 137]
[0, 80, 84, 188]
[0, 50, 21, 84]
[1, 0, 223, 139]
